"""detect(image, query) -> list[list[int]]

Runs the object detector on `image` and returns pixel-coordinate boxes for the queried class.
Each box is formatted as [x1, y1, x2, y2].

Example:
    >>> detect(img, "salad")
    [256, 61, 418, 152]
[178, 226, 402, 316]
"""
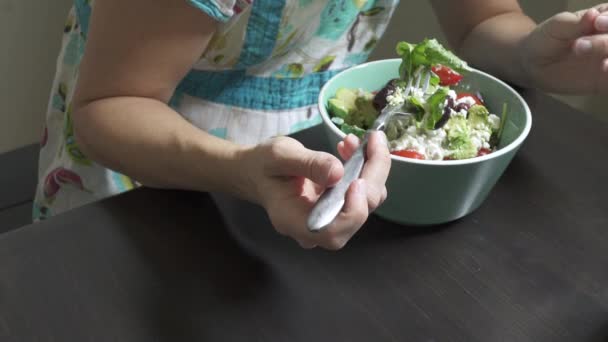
[327, 39, 507, 161]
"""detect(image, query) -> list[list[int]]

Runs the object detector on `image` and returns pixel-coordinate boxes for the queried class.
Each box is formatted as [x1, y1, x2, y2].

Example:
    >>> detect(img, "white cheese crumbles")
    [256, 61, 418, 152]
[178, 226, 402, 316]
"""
[386, 86, 407, 107]
[456, 95, 477, 108]
[470, 113, 500, 150]
[387, 90, 501, 160]
[390, 126, 448, 160]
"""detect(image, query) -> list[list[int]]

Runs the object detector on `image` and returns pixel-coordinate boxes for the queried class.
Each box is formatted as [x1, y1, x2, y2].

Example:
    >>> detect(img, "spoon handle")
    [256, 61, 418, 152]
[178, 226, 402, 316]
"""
[306, 139, 367, 232]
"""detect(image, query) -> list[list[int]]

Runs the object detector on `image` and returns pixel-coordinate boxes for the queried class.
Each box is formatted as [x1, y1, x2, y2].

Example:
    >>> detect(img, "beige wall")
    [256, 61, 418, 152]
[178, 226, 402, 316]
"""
[0, 0, 604, 154]
[0, 0, 73, 154]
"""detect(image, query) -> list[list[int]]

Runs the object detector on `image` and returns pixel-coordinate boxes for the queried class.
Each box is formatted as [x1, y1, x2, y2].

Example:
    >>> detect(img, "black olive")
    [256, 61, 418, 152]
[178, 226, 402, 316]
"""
[434, 96, 454, 129]
[373, 78, 399, 110]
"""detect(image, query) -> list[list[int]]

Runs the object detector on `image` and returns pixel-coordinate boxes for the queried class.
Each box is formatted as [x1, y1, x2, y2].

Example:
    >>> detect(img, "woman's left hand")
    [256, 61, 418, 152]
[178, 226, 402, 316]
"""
[520, 4, 608, 94]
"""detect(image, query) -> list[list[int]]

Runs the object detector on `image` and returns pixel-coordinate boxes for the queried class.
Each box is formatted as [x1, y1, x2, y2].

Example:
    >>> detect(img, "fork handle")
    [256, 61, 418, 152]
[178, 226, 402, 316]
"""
[306, 140, 367, 232]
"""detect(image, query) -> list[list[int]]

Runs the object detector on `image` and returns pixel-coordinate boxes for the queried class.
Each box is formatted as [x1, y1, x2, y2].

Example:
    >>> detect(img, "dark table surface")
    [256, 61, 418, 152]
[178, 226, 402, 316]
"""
[1, 90, 607, 342]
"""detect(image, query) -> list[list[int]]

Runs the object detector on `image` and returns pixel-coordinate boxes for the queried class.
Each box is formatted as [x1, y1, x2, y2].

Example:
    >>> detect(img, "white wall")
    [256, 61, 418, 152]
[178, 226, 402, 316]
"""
[0, 0, 604, 154]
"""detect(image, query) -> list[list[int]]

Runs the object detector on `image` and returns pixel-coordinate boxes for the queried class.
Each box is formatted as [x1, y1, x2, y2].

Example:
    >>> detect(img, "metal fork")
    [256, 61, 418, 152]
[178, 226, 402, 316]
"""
[306, 70, 431, 232]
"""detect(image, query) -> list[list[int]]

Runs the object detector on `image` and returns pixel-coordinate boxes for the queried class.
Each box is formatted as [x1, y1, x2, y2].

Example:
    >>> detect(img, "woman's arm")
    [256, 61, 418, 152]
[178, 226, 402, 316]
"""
[72, 0, 391, 250]
[73, 0, 254, 198]
[430, 1, 608, 94]
[429, 0, 535, 86]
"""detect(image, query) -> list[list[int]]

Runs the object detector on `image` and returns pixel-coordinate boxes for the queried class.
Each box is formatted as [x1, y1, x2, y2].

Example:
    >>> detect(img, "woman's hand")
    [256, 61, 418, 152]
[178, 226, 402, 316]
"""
[520, 5, 608, 94]
[241, 132, 390, 250]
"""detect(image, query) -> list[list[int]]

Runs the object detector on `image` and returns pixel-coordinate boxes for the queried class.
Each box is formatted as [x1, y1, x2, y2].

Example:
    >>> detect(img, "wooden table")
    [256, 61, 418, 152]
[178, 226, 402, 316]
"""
[1, 90, 607, 341]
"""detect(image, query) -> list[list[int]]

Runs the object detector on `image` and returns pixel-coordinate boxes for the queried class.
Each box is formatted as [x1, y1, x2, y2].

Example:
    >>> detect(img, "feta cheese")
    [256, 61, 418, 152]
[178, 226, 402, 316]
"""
[389, 126, 448, 160]
[488, 114, 501, 131]
[456, 96, 477, 108]
[470, 126, 492, 150]
[386, 86, 406, 107]
[410, 87, 425, 99]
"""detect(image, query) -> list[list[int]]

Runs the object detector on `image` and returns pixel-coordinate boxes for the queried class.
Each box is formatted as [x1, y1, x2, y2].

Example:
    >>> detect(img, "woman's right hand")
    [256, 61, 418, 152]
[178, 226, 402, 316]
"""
[240, 133, 390, 250]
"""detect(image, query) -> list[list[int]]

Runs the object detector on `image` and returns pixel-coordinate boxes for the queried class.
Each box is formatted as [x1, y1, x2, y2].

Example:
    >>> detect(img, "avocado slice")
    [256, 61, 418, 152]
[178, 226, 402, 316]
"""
[328, 88, 359, 119]
[355, 96, 379, 128]
[328, 98, 349, 119]
[335, 88, 358, 109]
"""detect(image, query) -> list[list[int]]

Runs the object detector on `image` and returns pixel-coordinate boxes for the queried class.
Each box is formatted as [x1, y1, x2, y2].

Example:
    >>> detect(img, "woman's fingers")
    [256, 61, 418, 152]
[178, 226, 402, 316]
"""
[573, 33, 608, 58]
[337, 134, 360, 160]
[264, 136, 344, 187]
[360, 131, 391, 211]
[314, 179, 369, 250]
[546, 8, 598, 41]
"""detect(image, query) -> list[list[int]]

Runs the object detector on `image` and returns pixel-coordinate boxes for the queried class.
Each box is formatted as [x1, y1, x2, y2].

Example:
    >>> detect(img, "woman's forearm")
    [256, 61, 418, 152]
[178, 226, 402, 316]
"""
[457, 11, 536, 87]
[429, 0, 536, 87]
[73, 97, 255, 201]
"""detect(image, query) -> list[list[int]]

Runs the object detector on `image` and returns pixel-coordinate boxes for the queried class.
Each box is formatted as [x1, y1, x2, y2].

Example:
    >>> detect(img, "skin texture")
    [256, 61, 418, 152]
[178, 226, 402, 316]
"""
[73, 0, 608, 250]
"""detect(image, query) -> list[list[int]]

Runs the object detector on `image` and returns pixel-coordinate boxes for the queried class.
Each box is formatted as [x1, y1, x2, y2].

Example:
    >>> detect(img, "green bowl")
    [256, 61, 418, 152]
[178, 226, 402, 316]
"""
[318, 59, 532, 225]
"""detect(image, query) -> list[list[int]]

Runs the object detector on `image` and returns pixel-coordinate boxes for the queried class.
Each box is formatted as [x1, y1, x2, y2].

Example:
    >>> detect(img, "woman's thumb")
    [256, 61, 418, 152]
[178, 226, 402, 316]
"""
[265, 137, 343, 186]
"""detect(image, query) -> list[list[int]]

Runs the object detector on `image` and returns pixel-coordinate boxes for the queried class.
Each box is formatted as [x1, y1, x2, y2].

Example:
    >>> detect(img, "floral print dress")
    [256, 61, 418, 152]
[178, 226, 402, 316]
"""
[34, 0, 399, 221]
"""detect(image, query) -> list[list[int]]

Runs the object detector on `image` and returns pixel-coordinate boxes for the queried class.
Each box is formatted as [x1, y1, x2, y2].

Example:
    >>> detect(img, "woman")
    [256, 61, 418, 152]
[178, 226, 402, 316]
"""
[35, 0, 608, 249]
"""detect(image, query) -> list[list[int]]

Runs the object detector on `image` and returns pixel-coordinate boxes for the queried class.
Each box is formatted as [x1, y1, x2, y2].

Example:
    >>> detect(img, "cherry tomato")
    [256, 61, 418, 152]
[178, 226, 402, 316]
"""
[431, 65, 463, 86]
[392, 149, 425, 160]
[456, 92, 484, 106]
[477, 148, 492, 156]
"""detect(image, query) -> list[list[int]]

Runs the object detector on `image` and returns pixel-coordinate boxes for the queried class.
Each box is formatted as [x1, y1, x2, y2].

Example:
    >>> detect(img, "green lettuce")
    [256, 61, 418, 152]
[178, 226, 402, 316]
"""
[422, 87, 449, 130]
[445, 116, 477, 159]
[396, 38, 469, 83]
[467, 105, 490, 128]
[490, 103, 508, 147]
[340, 123, 366, 139]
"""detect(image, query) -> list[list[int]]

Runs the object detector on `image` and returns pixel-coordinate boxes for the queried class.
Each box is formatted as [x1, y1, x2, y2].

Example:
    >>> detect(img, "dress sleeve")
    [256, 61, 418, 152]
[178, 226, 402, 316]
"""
[186, 0, 241, 22]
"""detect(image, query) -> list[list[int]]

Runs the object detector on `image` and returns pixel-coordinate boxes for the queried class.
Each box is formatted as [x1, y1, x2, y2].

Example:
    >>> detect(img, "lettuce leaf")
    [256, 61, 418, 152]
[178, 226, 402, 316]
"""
[490, 103, 509, 148]
[419, 38, 469, 72]
[396, 42, 415, 80]
[396, 38, 469, 82]
[341, 123, 366, 139]
[422, 87, 449, 130]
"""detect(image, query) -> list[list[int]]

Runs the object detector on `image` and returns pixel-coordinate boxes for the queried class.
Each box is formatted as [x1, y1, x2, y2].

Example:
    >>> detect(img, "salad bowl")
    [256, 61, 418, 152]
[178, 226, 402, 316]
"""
[318, 56, 532, 226]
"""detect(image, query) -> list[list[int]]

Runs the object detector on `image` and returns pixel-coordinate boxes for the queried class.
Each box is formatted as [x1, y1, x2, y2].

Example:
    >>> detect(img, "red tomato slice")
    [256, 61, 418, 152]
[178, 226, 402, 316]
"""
[392, 149, 425, 160]
[456, 92, 484, 106]
[431, 65, 463, 86]
[477, 148, 492, 156]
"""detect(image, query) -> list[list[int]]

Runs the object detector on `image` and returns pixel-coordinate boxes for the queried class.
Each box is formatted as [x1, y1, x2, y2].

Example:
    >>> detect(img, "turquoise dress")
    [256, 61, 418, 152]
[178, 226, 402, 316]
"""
[34, 0, 400, 220]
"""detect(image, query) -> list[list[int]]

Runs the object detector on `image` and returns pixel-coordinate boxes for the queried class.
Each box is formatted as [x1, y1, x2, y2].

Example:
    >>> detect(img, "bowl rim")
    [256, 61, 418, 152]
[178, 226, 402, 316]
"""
[318, 58, 533, 166]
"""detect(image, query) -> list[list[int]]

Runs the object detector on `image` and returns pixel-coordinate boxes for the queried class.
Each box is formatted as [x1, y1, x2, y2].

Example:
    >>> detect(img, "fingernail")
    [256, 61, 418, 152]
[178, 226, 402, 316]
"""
[376, 131, 388, 145]
[596, 14, 608, 31]
[574, 39, 593, 55]
[355, 179, 367, 197]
